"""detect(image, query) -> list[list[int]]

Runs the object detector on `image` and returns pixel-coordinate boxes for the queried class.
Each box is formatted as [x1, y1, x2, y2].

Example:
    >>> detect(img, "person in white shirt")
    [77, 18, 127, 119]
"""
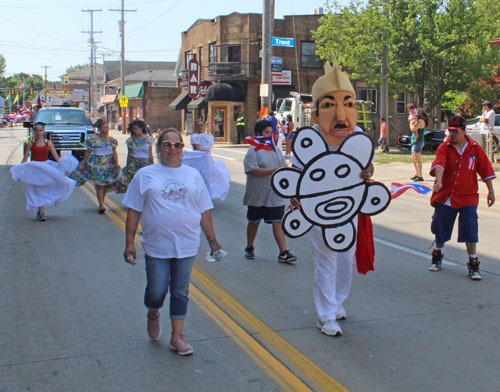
[480, 101, 495, 133]
[123, 128, 224, 356]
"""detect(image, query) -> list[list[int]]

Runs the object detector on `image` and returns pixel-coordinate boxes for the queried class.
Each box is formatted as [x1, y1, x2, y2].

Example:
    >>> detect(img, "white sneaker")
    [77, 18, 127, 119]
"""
[336, 305, 347, 321]
[316, 319, 342, 336]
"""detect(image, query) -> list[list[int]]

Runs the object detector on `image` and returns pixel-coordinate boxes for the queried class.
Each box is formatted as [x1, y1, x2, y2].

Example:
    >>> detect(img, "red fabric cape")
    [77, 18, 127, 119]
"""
[355, 214, 375, 274]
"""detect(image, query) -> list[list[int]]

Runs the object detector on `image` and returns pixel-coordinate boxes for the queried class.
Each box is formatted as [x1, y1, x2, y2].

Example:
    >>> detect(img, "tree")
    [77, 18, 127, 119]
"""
[313, 0, 500, 115]
[0, 54, 5, 77]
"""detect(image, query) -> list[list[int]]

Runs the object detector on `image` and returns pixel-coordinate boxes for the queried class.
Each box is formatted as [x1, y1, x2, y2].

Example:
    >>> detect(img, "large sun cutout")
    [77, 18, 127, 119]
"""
[271, 127, 391, 252]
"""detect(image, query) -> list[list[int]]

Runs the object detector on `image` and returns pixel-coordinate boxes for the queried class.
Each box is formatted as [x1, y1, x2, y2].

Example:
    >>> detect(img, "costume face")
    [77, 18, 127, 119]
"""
[313, 90, 357, 146]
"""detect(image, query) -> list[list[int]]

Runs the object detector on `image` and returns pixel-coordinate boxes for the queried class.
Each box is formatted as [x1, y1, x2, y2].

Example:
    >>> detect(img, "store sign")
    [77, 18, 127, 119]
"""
[105, 85, 117, 95]
[260, 83, 269, 97]
[196, 81, 212, 99]
[188, 59, 200, 98]
[271, 56, 283, 73]
[272, 70, 292, 85]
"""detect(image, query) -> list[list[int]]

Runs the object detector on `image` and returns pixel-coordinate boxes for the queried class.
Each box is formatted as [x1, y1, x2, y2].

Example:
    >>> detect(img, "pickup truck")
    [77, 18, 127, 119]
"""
[24, 107, 95, 160]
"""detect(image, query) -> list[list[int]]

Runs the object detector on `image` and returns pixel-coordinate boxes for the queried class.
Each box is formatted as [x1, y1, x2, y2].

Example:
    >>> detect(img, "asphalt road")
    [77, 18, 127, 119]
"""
[1, 125, 499, 392]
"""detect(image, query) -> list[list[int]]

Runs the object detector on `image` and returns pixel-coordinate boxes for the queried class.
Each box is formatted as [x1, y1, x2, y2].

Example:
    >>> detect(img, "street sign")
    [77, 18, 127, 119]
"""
[260, 83, 269, 97]
[188, 59, 200, 99]
[271, 56, 283, 73]
[195, 81, 212, 99]
[119, 95, 129, 108]
[271, 37, 295, 48]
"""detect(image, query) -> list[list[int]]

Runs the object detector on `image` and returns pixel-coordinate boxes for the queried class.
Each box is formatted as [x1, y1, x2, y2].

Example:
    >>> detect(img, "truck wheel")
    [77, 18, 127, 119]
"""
[422, 145, 434, 153]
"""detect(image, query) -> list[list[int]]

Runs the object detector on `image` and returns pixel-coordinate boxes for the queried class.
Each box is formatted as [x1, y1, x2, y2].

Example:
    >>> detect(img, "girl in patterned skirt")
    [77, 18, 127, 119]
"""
[115, 119, 154, 193]
[78, 118, 121, 214]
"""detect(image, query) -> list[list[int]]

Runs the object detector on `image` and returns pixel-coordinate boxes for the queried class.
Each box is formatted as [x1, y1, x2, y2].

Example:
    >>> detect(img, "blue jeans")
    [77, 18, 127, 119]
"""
[144, 254, 195, 320]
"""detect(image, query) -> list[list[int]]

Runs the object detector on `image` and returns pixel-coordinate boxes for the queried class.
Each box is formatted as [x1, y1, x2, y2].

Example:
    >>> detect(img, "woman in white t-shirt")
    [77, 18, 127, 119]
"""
[183, 119, 230, 201]
[123, 128, 224, 356]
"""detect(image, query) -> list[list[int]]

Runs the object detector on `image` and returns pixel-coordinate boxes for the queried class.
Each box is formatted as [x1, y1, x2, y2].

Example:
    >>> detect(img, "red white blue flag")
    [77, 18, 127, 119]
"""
[391, 182, 432, 199]
[244, 136, 276, 152]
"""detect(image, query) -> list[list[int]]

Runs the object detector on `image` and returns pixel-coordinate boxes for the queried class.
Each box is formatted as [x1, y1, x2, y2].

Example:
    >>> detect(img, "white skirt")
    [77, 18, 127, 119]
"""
[182, 150, 230, 201]
[10, 154, 79, 210]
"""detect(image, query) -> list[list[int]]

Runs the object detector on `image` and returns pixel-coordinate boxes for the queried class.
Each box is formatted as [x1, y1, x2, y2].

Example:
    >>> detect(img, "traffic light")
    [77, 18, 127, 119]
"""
[30, 88, 33, 95]
[10, 88, 14, 94]
[64, 88, 68, 96]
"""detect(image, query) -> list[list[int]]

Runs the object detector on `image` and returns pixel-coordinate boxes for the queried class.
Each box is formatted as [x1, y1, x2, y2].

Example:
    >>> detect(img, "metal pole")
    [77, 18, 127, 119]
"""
[82, 9, 102, 116]
[380, 0, 389, 147]
[261, 0, 274, 111]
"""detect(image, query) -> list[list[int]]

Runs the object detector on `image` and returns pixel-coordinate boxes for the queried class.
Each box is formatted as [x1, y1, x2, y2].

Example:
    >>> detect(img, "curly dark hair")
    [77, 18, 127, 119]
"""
[254, 120, 273, 136]
[128, 119, 147, 135]
[94, 117, 107, 130]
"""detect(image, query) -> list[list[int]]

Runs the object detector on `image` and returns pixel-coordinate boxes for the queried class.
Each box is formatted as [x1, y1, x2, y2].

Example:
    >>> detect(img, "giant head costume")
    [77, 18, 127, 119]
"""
[271, 54, 391, 253]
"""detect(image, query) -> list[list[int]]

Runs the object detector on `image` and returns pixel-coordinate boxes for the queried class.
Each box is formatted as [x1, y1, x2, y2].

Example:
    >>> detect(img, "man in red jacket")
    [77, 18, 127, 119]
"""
[428, 115, 495, 280]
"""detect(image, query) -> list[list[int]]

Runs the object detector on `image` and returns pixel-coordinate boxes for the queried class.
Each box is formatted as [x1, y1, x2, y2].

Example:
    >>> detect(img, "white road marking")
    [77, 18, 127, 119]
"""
[213, 147, 248, 155]
[374, 237, 458, 266]
[184, 148, 236, 161]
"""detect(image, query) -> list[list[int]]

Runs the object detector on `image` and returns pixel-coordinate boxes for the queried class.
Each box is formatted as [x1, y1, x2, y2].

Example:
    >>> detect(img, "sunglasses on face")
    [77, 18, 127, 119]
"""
[162, 141, 184, 148]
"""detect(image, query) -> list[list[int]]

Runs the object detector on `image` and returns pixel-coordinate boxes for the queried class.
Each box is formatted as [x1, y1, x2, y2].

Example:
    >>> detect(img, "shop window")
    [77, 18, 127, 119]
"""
[209, 43, 217, 63]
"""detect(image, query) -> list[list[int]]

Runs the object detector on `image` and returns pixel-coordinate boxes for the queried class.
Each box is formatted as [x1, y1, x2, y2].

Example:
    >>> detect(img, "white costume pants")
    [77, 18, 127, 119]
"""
[309, 216, 357, 322]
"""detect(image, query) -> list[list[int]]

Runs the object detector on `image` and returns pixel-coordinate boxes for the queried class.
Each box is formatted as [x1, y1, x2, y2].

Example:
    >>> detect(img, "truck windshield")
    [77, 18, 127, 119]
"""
[35, 110, 92, 125]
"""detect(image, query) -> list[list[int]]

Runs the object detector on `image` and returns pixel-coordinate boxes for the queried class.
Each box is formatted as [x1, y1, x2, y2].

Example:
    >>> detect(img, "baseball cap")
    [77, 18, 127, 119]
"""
[482, 100, 492, 107]
[446, 115, 466, 131]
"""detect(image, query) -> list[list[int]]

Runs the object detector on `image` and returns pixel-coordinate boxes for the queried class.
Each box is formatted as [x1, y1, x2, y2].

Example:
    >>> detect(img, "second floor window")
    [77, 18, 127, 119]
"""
[209, 43, 217, 63]
[185, 51, 194, 68]
[358, 88, 377, 113]
[301, 42, 321, 69]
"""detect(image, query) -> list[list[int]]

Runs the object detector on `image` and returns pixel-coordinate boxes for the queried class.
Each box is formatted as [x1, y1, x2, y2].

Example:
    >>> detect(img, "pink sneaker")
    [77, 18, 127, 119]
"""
[147, 313, 161, 340]
[169, 334, 194, 356]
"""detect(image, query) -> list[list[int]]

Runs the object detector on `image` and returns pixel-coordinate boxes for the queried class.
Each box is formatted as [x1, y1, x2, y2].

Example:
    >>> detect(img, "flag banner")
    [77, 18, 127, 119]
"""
[244, 136, 276, 152]
[13, 94, 19, 103]
[5, 94, 10, 101]
[391, 182, 432, 199]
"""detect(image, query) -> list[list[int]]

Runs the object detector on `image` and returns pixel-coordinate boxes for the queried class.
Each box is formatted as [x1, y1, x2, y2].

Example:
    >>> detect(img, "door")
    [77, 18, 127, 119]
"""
[211, 106, 227, 141]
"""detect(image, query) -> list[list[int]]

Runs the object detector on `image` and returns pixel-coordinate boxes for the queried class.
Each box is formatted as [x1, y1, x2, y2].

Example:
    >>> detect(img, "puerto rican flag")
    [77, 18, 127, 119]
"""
[391, 182, 432, 199]
[244, 136, 276, 152]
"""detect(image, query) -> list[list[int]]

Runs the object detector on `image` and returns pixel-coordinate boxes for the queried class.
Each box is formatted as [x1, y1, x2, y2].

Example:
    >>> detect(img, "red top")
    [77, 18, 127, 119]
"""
[30, 140, 50, 162]
[429, 135, 495, 208]
[380, 122, 388, 138]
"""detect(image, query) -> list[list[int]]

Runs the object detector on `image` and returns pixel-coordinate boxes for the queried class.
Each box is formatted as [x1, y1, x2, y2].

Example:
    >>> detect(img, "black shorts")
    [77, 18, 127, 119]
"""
[247, 206, 285, 224]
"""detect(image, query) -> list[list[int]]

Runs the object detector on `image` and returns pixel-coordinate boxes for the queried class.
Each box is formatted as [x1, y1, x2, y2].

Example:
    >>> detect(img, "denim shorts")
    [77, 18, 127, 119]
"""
[431, 203, 478, 243]
[378, 137, 386, 144]
[411, 139, 424, 153]
[144, 254, 195, 319]
[247, 205, 285, 224]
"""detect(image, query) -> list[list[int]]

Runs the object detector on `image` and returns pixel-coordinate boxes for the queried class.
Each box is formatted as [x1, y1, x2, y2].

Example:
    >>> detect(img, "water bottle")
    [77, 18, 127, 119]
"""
[206, 249, 227, 263]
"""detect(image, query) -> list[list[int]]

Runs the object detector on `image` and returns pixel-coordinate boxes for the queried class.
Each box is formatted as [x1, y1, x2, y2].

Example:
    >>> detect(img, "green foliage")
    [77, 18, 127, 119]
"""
[0, 54, 5, 77]
[65, 64, 87, 74]
[0, 73, 46, 103]
[314, 0, 500, 112]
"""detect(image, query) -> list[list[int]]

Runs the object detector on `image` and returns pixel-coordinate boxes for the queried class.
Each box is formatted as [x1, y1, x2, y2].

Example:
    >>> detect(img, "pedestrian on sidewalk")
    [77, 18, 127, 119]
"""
[284, 114, 295, 159]
[74, 118, 121, 213]
[378, 118, 388, 153]
[409, 107, 428, 182]
[289, 54, 376, 337]
[243, 120, 296, 264]
[115, 119, 154, 193]
[123, 128, 224, 356]
[428, 115, 495, 280]
[236, 112, 246, 144]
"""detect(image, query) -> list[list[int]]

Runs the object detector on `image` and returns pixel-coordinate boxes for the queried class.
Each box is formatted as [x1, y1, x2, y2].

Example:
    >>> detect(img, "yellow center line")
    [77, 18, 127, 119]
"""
[80, 183, 349, 391]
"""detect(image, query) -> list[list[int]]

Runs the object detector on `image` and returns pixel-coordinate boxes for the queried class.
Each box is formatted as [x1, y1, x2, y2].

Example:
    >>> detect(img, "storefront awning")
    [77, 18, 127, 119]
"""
[168, 90, 191, 110]
[187, 96, 206, 110]
[206, 82, 246, 102]
[101, 94, 116, 105]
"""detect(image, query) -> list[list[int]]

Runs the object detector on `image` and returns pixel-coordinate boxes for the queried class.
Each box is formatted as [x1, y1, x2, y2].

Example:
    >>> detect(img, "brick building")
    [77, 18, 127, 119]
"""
[172, 12, 325, 142]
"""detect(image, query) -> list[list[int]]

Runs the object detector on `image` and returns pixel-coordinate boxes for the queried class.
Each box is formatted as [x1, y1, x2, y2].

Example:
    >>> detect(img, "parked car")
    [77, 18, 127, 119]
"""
[465, 114, 500, 153]
[24, 107, 95, 161]
[397, 130, 446, 152]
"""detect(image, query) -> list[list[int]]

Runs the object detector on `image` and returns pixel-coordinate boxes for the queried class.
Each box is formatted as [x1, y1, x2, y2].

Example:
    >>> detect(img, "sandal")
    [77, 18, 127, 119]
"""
[98, 208, 106, 214]
[38, 212, 47, 221]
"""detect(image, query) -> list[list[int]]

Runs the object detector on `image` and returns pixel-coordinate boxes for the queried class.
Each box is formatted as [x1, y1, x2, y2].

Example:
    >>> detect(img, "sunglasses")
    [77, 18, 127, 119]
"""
[162, 141, 184, 148]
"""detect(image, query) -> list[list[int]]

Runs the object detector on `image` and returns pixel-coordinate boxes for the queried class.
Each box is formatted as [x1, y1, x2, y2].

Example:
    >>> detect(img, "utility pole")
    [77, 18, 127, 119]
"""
[82, 9, 102, 117]
[380, 0, 390, 146]
[260, 0, 274, 112]
[41, 66, 51, 89]
[111, 1, 136, 133]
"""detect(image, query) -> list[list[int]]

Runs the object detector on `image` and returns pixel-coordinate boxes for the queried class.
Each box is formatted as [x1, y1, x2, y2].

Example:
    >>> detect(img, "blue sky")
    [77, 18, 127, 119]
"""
[1, 0, 337, 80]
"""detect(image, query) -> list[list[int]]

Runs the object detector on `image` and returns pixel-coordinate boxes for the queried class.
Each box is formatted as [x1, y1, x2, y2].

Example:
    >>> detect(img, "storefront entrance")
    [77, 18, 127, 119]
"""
[211, 106, 227, 141]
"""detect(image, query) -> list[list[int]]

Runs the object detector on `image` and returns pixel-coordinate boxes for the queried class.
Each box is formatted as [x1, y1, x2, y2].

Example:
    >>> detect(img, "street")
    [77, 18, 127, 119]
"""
[1, 125, 500, 392]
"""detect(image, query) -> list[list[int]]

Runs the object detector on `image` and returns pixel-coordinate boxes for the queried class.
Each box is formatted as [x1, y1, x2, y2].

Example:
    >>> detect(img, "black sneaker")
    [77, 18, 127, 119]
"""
[467, 257, 482, 280]
[428, 249, 443, 271]
[414, 176, 424, 182]
[278, 250, 297, 263]
[244, 246, 255, 259]
[410, 175, 418, 180]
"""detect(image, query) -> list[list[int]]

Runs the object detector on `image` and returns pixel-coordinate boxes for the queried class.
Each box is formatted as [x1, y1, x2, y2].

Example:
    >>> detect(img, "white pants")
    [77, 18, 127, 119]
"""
[309, 217, 357, 322]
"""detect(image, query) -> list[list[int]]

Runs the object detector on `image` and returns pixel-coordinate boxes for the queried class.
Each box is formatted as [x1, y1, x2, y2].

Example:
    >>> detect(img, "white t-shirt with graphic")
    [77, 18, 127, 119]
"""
[123, 163, 213, 258]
